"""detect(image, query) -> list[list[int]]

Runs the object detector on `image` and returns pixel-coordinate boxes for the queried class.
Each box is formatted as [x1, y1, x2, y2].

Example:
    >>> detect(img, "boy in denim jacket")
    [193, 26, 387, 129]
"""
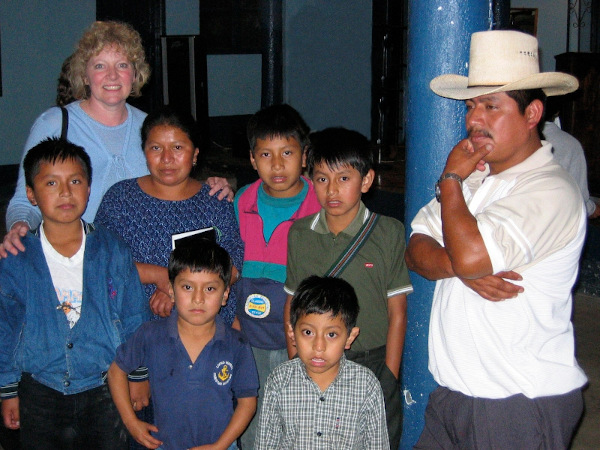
[0, 138, 148, 448]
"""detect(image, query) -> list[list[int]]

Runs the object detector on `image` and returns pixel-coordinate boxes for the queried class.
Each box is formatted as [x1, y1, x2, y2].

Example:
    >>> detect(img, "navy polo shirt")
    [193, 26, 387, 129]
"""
[115, 312, 258, 449]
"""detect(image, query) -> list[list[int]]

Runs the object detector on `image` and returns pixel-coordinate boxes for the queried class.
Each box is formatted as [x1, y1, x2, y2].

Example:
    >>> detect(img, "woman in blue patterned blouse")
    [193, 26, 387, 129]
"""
[96, 107, 243, 326]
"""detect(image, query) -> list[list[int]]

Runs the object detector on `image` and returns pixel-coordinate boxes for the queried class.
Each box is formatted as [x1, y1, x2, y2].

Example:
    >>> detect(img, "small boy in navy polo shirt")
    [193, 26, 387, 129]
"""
[108, 241, 258, 449]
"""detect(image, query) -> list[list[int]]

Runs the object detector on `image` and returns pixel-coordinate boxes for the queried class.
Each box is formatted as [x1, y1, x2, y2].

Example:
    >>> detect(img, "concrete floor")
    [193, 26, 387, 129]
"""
[571, 293, 600, 449]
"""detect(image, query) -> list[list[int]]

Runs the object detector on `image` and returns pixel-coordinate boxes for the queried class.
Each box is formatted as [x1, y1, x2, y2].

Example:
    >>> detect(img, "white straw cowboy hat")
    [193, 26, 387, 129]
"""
[430, 30, 579, 100]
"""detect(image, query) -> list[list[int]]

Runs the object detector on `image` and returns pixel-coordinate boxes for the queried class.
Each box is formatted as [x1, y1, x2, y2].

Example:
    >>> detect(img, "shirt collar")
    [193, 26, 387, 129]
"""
[166, 309, 227, 343]
[497, 142, 554, 177]
[258, 177, 309, 208]
[299, 354, 348, 387]
[469, 142, 553, 184]
[311, 202, 370, 236]
[31, 219, 94, 238]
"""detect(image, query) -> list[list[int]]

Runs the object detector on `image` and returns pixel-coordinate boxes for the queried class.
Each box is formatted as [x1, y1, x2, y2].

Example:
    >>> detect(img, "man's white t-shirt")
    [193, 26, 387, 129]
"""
[411, 143, 588, 399]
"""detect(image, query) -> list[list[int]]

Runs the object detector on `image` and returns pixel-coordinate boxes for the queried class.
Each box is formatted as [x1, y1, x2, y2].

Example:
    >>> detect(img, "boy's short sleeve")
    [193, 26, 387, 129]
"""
[381, 216, 413, 297]
[230, 336, 259, 399]
[283, 220, 304, 295]
[113, 322, 151, 374]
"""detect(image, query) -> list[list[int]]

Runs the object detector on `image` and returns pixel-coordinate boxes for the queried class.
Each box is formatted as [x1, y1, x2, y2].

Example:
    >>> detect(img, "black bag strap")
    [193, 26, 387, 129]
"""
[60, 107, 68, 140]
[324, 212, 379, 278]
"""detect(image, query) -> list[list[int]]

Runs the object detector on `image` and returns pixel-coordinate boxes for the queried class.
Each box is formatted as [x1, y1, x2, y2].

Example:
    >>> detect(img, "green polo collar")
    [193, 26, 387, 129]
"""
[311, 201, 371, 236]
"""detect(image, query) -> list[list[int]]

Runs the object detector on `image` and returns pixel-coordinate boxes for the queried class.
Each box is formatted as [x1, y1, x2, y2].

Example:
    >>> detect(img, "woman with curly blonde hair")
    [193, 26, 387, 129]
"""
[5, 21, 149, 242]
[3, 21, 230, 257]
[68, 21, 150, 100]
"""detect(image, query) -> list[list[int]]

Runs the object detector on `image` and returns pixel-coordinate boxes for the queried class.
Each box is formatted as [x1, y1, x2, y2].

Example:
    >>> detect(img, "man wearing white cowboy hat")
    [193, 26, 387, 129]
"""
[406, 30, 588, 448]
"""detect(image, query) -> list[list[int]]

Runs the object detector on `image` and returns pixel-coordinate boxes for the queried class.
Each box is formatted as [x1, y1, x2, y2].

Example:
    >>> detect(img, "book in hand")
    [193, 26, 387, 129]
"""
[171, 227, 216, 251]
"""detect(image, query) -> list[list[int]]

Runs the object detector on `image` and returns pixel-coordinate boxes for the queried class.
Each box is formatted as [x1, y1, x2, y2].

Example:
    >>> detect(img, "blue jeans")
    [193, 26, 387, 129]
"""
[18, 373, 127, 449]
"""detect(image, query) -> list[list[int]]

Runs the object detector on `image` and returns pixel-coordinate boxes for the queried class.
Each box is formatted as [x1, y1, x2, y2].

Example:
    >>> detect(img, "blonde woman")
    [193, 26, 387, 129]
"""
[3, 21, 230, 257]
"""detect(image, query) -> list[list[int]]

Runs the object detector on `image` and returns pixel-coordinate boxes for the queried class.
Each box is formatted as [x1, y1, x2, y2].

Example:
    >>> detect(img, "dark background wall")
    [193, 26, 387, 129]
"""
[0, 0, 371, 166]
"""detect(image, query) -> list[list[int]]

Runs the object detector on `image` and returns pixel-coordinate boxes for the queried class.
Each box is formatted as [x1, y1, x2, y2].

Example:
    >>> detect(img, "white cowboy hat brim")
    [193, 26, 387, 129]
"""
[430, 72, 579, 100]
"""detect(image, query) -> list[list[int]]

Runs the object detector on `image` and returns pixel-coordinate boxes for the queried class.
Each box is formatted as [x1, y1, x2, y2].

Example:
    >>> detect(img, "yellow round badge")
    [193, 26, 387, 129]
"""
[244, 294, 271, 319]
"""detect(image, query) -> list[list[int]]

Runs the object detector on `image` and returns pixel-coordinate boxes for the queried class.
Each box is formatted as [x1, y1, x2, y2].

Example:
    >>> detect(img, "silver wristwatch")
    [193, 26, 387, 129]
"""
[435, 173, 462, 202]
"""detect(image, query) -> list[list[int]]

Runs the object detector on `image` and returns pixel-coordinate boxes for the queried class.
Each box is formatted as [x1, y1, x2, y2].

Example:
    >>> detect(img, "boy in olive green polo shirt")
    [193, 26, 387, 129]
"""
[283, 127, 412, 448]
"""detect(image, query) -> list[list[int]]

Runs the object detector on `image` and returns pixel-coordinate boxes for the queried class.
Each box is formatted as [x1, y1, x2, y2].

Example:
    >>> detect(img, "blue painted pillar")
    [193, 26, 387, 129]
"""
[401, 2, 491, 448]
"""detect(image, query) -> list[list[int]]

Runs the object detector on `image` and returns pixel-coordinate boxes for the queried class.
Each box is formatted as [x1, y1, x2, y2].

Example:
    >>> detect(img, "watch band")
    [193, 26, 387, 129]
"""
[435, 172, 463, 202]
[439, 172, 463, 185]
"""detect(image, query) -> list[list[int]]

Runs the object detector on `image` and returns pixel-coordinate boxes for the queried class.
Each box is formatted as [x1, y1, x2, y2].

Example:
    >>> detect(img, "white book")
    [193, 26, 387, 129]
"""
[171, 227, 216, 250]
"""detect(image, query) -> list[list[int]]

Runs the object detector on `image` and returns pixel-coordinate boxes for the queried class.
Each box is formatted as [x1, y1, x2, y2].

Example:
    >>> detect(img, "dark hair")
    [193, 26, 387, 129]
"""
[141, 107, 201, 150]
[56, 54, 76, 107]
[247, 104, 310, 153]
[307, 127, 373, 177]
[290, 276, 360, 332]
[24, 137, 92, 188]
[168, 240, 232, 286]
[505, 89, 547, 136]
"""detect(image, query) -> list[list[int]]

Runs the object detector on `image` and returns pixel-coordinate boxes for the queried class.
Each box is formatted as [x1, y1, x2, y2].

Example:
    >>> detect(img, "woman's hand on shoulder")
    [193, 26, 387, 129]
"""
[149, 283, 174, 317]
[0, 222, 30, 259]
[205, 177, 234, 202]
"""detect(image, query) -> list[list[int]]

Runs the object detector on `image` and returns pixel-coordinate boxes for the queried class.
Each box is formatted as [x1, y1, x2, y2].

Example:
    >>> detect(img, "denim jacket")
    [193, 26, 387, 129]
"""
[0, 222, 149, 397]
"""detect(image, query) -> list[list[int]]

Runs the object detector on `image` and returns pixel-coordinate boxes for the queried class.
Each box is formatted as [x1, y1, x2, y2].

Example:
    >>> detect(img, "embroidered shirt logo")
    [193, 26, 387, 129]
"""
[107, 277, 117, 300]
[364, 263, 374, 268]
[213, 361, 233, 386]
[245, 294, 271, 319]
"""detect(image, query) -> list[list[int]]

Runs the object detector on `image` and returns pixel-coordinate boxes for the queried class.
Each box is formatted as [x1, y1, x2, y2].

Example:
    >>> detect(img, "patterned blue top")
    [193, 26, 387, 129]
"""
[95, 178, 243, 325]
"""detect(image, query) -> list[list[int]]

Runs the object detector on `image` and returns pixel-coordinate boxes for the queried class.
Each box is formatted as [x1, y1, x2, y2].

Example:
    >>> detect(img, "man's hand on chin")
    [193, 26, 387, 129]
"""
[444, 139, 492, 180]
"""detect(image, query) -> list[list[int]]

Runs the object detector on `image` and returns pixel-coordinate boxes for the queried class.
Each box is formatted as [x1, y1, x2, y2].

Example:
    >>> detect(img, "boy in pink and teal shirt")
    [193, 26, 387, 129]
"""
[233, 104, 320, 448]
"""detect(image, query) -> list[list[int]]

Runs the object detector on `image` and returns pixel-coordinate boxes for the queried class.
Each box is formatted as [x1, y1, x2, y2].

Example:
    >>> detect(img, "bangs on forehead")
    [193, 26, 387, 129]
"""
[99, 43, 125, 55]
[312, 158, 353, 173]
[327, 159, 353, 171]
[45, 154, 82, 166]
[257, 131, 298, 143]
